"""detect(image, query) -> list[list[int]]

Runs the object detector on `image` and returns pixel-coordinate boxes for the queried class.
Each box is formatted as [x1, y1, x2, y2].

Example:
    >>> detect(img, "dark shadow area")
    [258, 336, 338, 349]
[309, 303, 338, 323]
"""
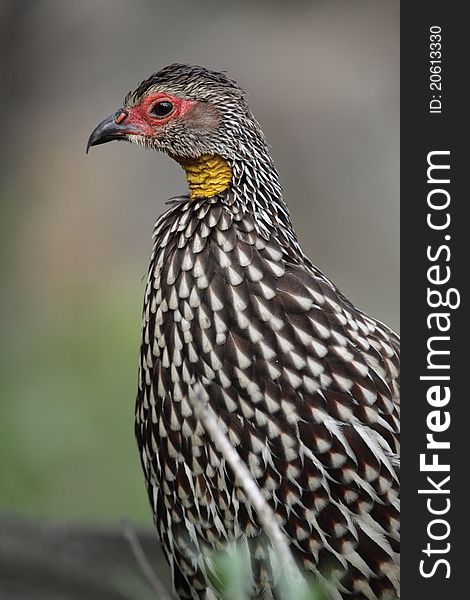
[0, 517, 169, 600]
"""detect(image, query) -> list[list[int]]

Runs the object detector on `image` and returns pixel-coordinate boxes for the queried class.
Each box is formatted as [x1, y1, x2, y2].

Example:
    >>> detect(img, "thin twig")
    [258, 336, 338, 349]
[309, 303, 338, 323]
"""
[122, 518, 172, 600]
[189, 384, 307, 591]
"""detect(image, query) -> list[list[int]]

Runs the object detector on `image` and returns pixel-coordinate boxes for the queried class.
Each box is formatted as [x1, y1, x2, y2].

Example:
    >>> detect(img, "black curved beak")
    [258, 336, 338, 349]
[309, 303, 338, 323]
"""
[86, 111, 137, 154]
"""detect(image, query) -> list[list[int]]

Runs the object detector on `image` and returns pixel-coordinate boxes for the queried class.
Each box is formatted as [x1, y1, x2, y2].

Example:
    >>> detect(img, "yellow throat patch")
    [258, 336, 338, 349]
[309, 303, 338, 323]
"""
[176, 154, 232, 199]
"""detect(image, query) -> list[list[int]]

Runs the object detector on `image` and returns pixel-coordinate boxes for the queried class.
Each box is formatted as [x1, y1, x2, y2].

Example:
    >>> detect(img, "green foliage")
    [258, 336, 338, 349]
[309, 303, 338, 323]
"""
[210, 547, 252, 600]
[0, 291, 149, 522]
[207, 543, 332, 600]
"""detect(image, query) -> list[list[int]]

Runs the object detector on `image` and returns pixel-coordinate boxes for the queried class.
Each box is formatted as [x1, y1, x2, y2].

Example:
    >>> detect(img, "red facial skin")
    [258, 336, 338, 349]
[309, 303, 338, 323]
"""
[118, 92, 198, 136]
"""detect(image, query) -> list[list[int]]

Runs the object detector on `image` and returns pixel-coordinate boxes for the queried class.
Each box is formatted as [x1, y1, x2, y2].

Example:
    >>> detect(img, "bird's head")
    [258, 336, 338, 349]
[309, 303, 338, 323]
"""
[87, 64, 268, 198]
[89, 64, 254, 157]
[91, 64, 268, 159]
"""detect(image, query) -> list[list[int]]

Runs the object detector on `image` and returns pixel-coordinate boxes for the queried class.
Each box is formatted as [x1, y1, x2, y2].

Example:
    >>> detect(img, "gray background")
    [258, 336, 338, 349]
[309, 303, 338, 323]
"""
[0, 0, 399, 526]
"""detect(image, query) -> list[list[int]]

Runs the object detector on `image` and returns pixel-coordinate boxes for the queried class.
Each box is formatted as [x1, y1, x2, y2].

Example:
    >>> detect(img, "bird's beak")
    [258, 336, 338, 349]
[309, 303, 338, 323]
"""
[86, 110, 138, 154]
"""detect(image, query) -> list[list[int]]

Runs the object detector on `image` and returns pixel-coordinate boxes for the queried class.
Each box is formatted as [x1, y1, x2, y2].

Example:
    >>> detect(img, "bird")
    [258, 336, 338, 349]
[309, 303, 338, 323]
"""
[87, 64, 400, 600]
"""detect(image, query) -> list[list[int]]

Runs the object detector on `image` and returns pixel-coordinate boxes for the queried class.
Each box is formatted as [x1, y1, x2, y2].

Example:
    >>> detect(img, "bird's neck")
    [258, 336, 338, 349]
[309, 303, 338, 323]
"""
[174, 151, 283, 208]
[173, 150, 304, 261]
[175, 154, 233, 199]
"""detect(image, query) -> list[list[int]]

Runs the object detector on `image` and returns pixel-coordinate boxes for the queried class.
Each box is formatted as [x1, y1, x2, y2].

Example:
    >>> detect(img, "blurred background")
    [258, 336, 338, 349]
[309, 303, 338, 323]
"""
[0, 0, 399, 597]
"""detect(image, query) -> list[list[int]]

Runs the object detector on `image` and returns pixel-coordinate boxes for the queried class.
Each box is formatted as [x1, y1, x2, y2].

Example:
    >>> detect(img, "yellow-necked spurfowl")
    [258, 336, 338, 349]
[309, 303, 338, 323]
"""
[87, 64, 400, 600]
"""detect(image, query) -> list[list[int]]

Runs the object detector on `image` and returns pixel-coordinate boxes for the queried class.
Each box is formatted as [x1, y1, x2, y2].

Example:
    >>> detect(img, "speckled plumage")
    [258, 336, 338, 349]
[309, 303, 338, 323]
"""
[92, 64, 400, 600]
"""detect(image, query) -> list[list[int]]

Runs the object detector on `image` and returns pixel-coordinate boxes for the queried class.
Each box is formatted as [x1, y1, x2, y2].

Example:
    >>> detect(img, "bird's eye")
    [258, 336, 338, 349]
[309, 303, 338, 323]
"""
[151, 101, 174, 118]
